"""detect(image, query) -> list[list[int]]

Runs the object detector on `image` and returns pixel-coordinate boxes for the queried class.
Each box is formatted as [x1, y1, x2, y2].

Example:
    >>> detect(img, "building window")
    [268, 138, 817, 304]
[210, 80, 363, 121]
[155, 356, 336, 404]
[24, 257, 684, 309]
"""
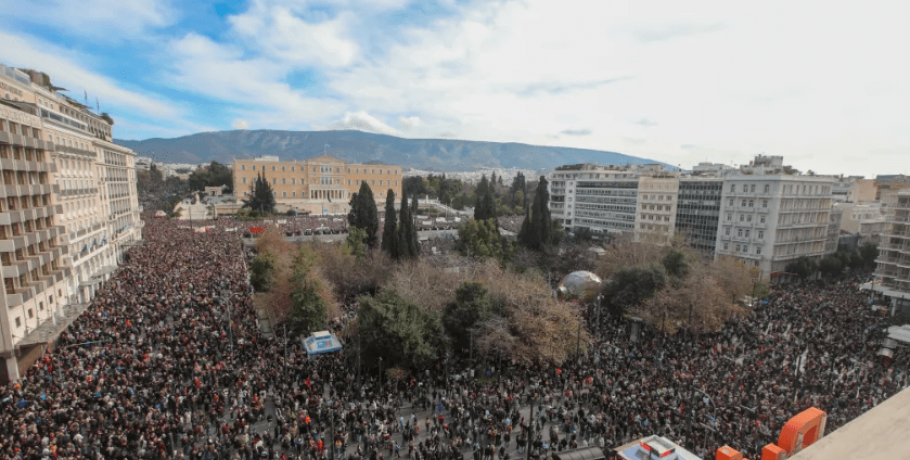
[725, 228, 730, 236]
[282, 192, 287, 197]
[282, 178, 286, 184]
[252, 165, 256, 171]
[242, 177, 247, 184]
[764, 184, 770, 193]
[748, 200, 754, 207]
[395, 180, 399, 186]
[727, 214, 732, 221]
[242, 165, 246, 171]
[756, 246, 762, 255]
[758, 230, 764, 239]
[282, 166, 286, 171]
[728, 199, 734, 206]
[293, 192, 296, 197]
[745, 230, 750, 238]
[347, 180, 351, 185]
[737, 229, 743, 237]
[14, 317, 20, 328]
[272, 192, 277, 196]
[741, 199, 747, 207]
[760, 215, 766, 223]
[291, 166, 295, 172]
[762, 200, 768, 208]
[291, 179, 296, 185]
[739, 214, 744, 222]
[272, 179, 277, 185]
[272, 166, 276, 171]
[750, 184, 755, 193]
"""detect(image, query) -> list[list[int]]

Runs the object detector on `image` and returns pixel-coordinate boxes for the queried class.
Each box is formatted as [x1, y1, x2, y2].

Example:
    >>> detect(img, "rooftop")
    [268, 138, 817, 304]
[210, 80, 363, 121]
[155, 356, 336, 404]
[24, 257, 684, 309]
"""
[789, 386, 910, 460]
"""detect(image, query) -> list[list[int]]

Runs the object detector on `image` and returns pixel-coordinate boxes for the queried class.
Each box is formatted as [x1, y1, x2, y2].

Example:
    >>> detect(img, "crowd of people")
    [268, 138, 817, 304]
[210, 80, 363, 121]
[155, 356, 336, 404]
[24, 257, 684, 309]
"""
[0, 215, 906, 460]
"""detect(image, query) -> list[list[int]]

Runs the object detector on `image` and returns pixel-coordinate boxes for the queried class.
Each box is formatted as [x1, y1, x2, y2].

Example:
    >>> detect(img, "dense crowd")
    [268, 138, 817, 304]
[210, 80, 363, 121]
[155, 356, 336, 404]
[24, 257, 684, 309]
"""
[0, 216, 905, 460]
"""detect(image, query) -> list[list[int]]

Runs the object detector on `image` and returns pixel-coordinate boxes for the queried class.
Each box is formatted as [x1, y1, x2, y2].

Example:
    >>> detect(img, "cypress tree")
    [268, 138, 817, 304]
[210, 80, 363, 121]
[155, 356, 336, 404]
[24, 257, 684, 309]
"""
[398, 189, 412, 259]
[519, 176, 553, 250]
[482, 188, 497, 226]
[410, 195, 421, 257]
[381, 190, 399, 259]
[348, 182, 379, 249]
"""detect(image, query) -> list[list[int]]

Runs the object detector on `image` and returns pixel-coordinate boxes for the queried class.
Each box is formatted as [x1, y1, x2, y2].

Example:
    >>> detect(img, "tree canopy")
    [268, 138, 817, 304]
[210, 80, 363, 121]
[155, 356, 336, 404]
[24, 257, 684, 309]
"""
[381, 190, 399, 259]
[356, 289, 446, 370]
[518, 176, 555, 251]
[348, 182, 379, 249]
[242, 173, 276, 214]
[189, 161, 233, 192]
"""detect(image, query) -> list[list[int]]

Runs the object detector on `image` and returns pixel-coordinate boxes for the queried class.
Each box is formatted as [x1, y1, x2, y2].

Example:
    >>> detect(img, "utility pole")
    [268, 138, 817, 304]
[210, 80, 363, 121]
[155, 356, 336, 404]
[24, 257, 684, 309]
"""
[527, 394, 535, 460]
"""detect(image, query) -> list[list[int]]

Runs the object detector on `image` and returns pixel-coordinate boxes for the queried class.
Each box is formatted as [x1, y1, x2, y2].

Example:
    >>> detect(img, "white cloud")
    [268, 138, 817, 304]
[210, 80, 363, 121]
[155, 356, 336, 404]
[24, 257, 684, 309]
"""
[321, 111, 399, 135]
[0, 32, 178, 119]
[318, 0, 910, 176]
[0, 0, 176, 39]
[228, 1, 359, 68]
[232, 119, 250, 130]
[164, 33, 346, 123]
[398, 116, 421, 130]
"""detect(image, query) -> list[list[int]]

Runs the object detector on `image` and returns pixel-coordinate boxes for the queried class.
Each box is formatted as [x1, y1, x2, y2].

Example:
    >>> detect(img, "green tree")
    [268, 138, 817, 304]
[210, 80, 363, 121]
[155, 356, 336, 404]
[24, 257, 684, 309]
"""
[818, 254, 844, 278]
[662, 249, 690, 278]
[601, 266, 666, 317]
[242, 173, 276, 214]
[345, 226, 368, 259]
[249, 251, 276, 292]
[443, 282, 493, 351]
[189, 161, 233, 192]
[381, 190, 399, 259]
[518, 176, 553, 251]
[398, 189, 413, 259]
[858, 242, 879, 271]
[409, 195, 421, 257]
[348, 182, 379, 249]
[785, 256, 818, 280]
[287, 246, 328, 334]
[458, 218, 509, 261]
[357, 289, 446, 369]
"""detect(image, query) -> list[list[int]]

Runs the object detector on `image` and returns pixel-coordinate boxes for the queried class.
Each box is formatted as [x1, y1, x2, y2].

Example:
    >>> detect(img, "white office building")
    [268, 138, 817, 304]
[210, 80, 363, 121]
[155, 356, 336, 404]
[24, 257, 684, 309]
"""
[714, 155, 835, 275]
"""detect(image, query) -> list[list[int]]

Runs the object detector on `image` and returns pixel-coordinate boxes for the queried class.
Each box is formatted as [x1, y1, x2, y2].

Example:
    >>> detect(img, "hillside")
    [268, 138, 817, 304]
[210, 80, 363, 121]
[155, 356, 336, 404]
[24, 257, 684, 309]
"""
[116, 129, 662, 172]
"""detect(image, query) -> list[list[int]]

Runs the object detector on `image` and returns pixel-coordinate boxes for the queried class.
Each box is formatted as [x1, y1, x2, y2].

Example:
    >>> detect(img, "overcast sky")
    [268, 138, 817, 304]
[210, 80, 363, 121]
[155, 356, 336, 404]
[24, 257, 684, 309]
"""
[2, 0, 908, 176]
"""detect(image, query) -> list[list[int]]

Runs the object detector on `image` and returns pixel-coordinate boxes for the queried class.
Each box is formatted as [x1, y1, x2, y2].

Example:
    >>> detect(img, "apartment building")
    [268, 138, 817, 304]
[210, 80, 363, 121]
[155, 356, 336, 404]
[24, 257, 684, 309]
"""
[549, 155, 837, 277]
[826, 206, 843, 254]
[0, 63, 141, 382]
[0, 98, 69, 383]
[873, 191, 910, 314]
[715, 156, 834, 275]
[634, 174, 679, 243]
[675, 178, 723, 258]
[233, 155, 402, 215]
[549, 164, 656, 237]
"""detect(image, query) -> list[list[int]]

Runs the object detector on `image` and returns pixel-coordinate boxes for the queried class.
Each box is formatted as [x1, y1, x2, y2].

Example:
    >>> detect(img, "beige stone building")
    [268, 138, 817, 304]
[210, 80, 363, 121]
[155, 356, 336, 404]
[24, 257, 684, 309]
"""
[0, 63, 142, 382]
[0, 93, 70, 382]
[233, 155, 402, 215]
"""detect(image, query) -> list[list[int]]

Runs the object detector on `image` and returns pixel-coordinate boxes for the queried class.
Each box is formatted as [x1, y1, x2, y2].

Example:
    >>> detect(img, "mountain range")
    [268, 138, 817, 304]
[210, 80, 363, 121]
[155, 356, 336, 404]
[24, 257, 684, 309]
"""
[115, 129, 662, 172]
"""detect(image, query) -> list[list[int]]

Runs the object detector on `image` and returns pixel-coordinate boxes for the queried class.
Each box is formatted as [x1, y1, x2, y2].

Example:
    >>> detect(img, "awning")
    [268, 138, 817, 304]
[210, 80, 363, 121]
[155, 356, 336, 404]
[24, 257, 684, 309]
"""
[16, 303, 91, 347]
[882, 338, 899, 350]
[91, 265, 118, 279]
[303, 331, 343, 355]
[877, 348, 895, 358]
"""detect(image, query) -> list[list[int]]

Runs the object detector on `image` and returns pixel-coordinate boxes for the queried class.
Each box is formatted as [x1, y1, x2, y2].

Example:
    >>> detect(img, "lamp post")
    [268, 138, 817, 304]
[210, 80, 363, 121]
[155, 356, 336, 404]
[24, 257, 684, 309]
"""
[693, 388, 717, 452]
